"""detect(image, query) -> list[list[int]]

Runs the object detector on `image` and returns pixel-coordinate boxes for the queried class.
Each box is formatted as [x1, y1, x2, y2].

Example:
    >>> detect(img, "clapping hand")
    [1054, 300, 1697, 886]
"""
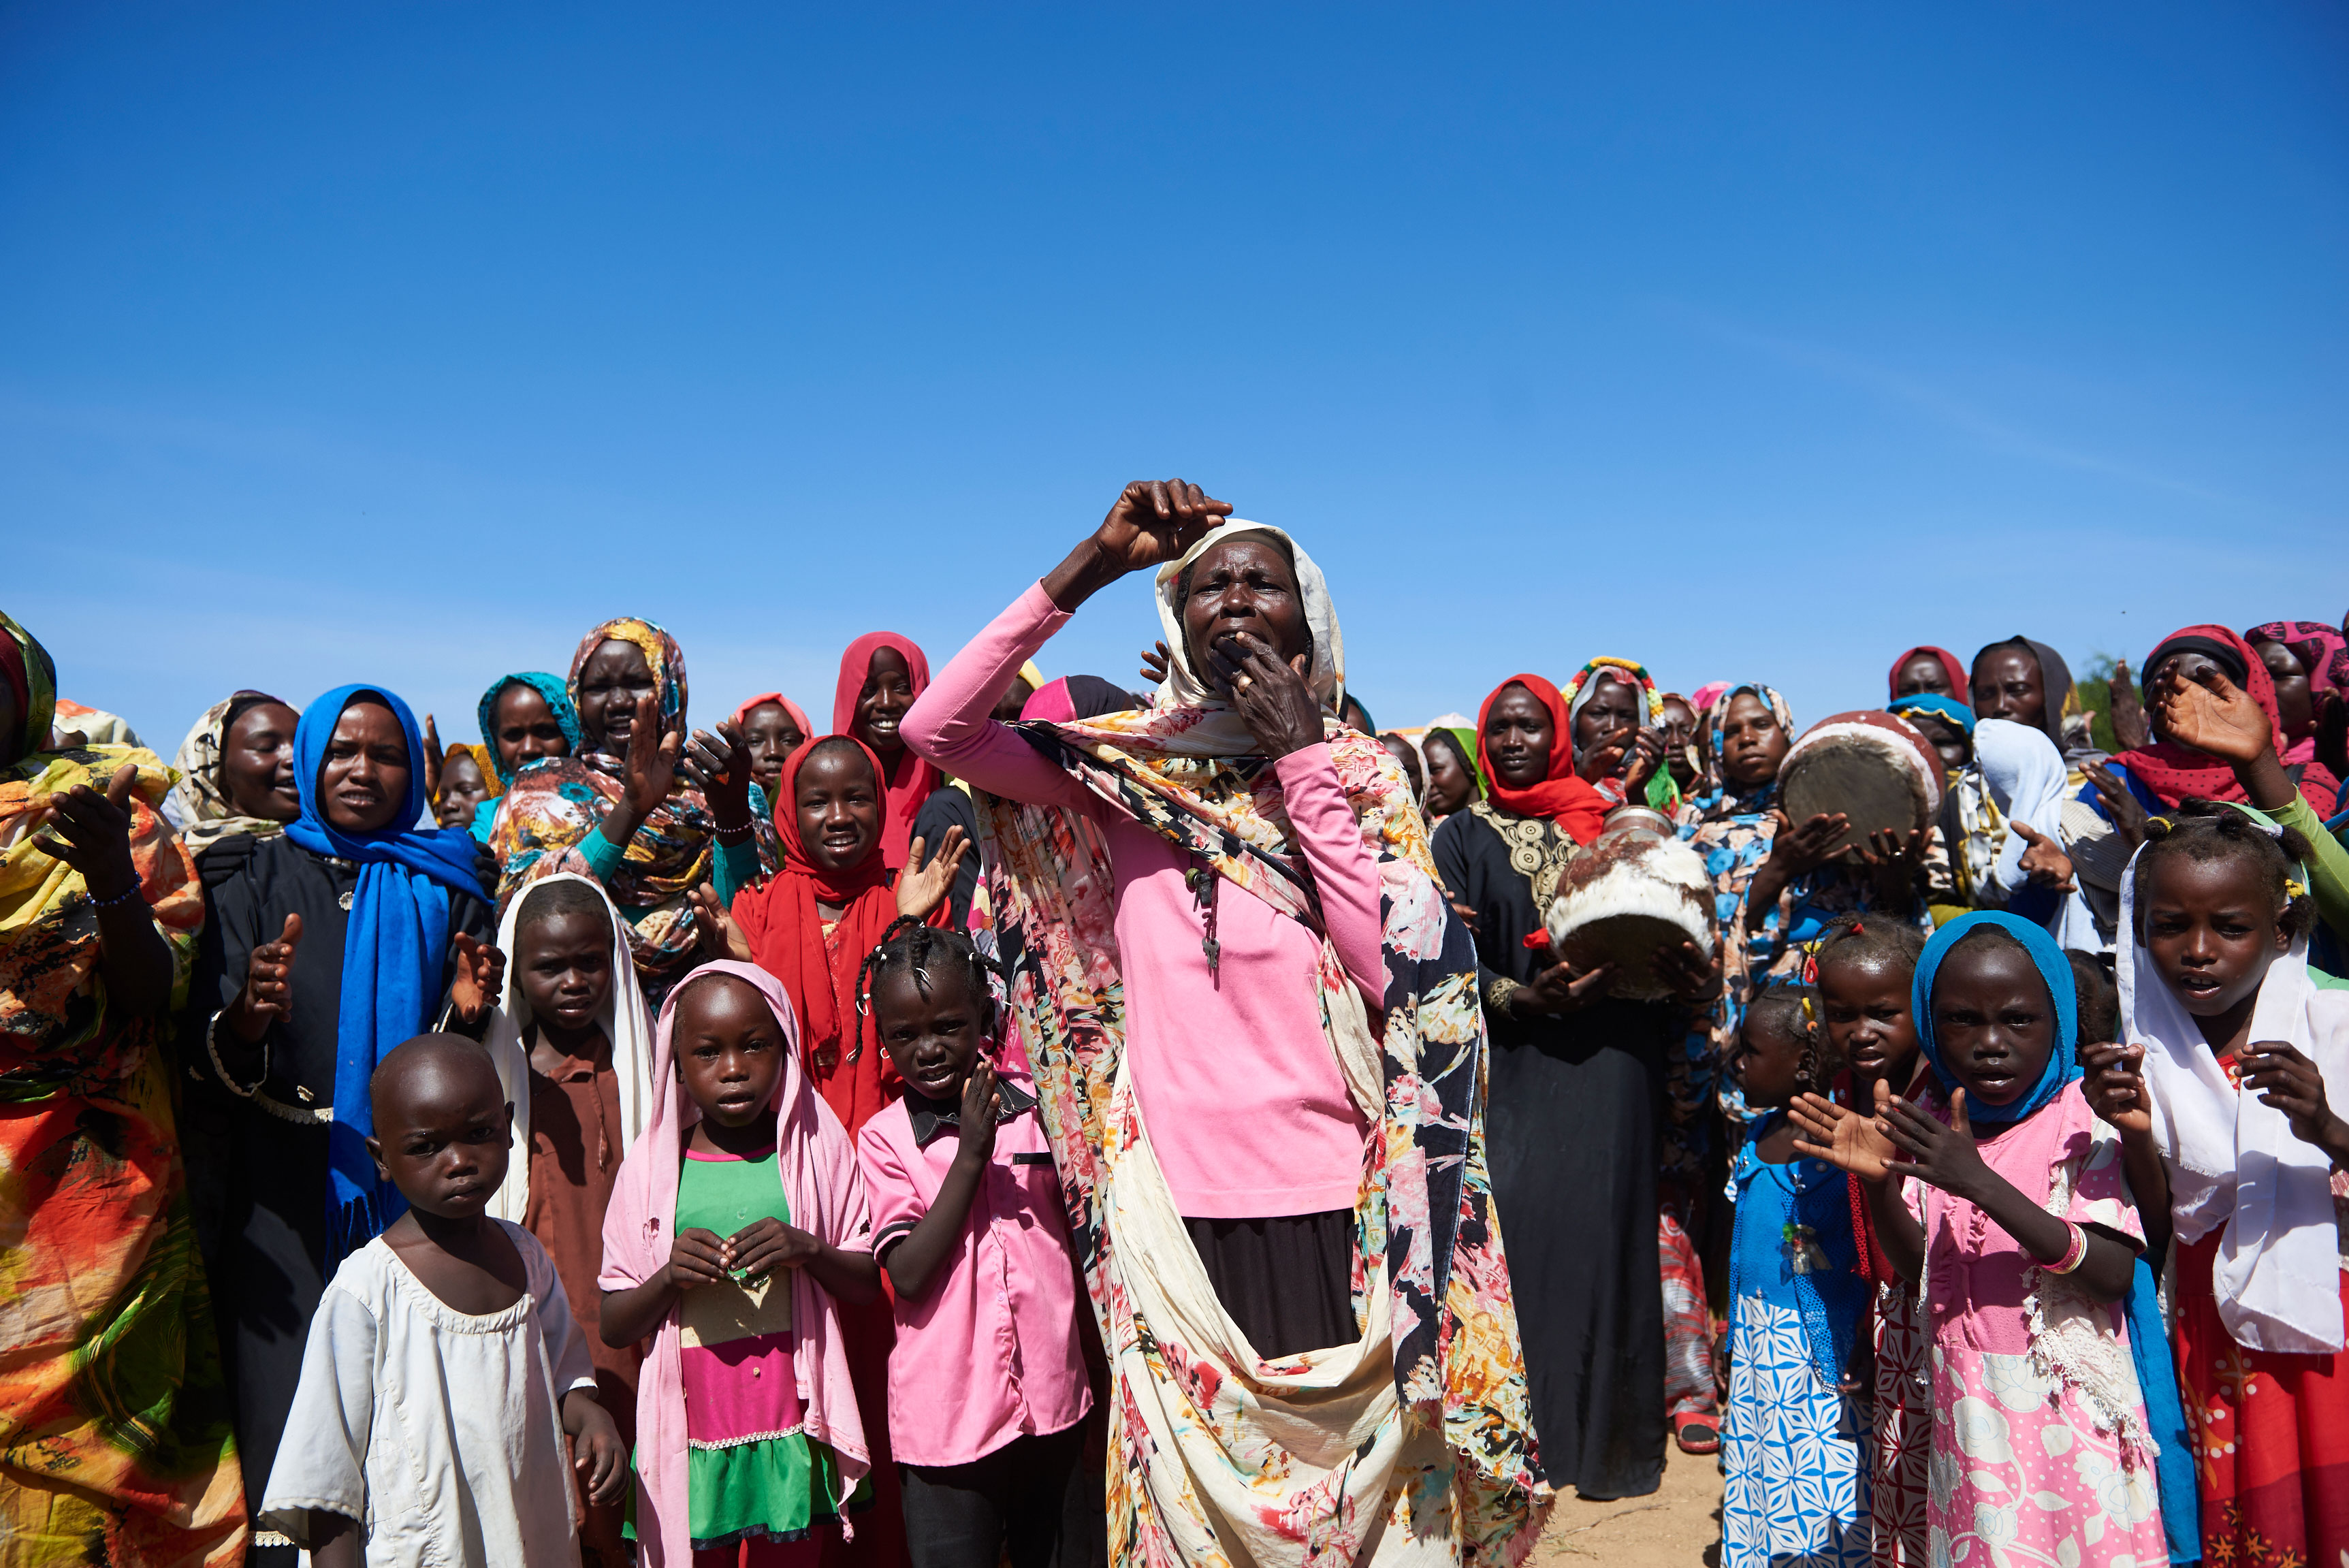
[896, 830, 972, 922]
[1789, 1081, 1904, 1185]
[29, 762, 142, 900]
[2010, 821, 2076, 893]
[1512, 953, 1614, 1018]
[1764, 810, 1849, 880]
[2154, 664, 2274, 766]
[234, 912, 304, 1040]
[622, 693, 680, 817]
[1876, 1087, 1992, 1199]
[685, 719, 752, 831]
[688, 883, 752, 961]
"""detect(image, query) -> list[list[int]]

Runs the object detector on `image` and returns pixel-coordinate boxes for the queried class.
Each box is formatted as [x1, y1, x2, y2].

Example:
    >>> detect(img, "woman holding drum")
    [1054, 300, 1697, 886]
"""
[1432, 670, 1721, 1499]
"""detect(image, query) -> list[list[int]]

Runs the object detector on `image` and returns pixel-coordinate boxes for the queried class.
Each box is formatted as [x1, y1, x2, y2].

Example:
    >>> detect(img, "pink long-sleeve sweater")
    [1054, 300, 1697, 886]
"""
[901, 582, 1380, 1219]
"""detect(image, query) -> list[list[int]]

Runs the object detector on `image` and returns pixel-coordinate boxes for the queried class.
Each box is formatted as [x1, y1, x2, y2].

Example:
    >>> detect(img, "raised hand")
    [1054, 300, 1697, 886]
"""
[234, 912, 304, 1041]
[688, 883, 751, 961]
[2155, 664, 2274, 765]
[421, 714, 444, 799]
[1089, 479, 1234, 575]
[1618, 727, 1666, 796]
[685, 720, 752, 829]
[2105, 658, 2151, 752]
[1879, 1087, 1992, 1198]
[1789, 1081, 1902, 1183]
[2085, 764, 2149, 851]
[1138, 641, 1173, 688]
[2079, 1040, 2151, 1137]
[1764, 810, 1849, 880]
[957, 1057, 1002, 1166]
[2237, 1040, 2349, 1152]
[622, 693, 679, 817]
[895, 829, 972, 922]
[449, 932, 506, 1024]
[2009, 820, 2077, 893]
[1209, 629, 1323, 760]
[30, 762, 142, 899]
[1857, 825, 1926, 869]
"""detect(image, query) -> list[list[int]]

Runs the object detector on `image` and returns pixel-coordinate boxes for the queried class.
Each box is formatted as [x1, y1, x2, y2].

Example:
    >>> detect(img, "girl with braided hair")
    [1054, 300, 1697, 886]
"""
[1719, 983, 1870, 1567]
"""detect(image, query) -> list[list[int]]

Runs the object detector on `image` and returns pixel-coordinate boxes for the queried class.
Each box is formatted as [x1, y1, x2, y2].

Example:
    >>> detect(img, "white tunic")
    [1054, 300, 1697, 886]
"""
[259, 1221, 599, 1567]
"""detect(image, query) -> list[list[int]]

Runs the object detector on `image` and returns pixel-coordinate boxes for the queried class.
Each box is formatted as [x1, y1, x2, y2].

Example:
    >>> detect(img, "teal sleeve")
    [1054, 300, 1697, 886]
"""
[711, 782, 768, 908]
[578, 827, 629, 886]
[2273, 793, 2349, 946]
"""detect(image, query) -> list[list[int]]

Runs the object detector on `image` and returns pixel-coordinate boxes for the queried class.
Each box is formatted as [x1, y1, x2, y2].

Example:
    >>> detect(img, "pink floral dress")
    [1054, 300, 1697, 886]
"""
[1900, 1082, 2169, 1567]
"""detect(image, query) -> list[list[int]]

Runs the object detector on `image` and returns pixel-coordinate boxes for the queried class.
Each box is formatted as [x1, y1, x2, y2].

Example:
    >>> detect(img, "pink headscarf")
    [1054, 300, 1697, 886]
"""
[597, 961, 871, 1565]
[729, 691, 816, 742]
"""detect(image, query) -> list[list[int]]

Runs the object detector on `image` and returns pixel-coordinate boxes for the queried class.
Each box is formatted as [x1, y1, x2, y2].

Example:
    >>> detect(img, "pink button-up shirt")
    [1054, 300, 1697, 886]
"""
[856, 1068, 1091, 1469]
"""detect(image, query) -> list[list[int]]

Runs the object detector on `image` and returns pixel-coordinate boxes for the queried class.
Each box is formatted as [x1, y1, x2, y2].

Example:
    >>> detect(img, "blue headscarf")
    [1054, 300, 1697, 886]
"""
[286, 684, 489, 1266]
[475, 671, 584, 785]
[1911, 910, 2078, 1126]
[1887, 691, 1977, 739]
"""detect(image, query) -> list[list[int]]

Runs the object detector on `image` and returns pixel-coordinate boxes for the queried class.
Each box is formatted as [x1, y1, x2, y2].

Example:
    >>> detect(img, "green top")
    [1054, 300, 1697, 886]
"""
[2272, 790, 2349, 952]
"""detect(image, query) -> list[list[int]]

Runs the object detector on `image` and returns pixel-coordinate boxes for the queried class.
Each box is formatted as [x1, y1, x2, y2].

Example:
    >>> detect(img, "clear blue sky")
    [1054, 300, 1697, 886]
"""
[6, 4, 2344, 752]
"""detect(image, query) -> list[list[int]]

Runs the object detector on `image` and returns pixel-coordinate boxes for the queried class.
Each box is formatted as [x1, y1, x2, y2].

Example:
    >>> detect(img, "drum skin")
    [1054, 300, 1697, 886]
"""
[1778, 710, 1944, 859]
[1543, 814, 1715, 1002]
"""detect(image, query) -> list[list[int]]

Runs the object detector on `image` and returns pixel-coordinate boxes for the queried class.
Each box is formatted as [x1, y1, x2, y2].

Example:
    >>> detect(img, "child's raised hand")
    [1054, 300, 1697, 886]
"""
[2079, 1041, 2152, 1138]
[896, 828, 971, 922]
[666, 1227, 731, 1291]
[2009, 821, 2076, 893]
[2237, 1040, 2348, 1151]
[958, 1057, 1002, 1166]
[562, 1390, 629, 1504]
[1879, 1087, 1992, 1200]
[724, 1217, 822, 1281]
[2155, 662, 2273, 767]
[1788, 1083, 1902, 1184]
[688, 883, 752, 961]
[449, 933, 505, 1024]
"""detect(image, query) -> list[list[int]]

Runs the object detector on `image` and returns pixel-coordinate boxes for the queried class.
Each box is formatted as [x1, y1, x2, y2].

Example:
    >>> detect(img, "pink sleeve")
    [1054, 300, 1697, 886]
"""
[1275, 743, 1386, 1002]
[2067, 1122, 2146, 1247]
[596, 1149, 654, 1293]
[856, 1120, 927, 1262]
[899, 583, 1091, 812]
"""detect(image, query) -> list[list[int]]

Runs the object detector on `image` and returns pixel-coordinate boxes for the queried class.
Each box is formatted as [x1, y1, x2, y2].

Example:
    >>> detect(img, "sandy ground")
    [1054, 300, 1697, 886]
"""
[1530, 1442, 1724, 1567]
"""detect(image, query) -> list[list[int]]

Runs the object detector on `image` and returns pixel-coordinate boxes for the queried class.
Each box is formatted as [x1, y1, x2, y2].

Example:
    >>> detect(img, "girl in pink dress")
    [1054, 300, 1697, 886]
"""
[1792, 912, 2170, 1567]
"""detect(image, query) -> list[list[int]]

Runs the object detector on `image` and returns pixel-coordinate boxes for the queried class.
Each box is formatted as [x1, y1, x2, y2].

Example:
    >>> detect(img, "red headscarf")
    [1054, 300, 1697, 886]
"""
[1475, 674, 1610, 846]
[1886, 645, 1970, 704]
[729, 691, 815, 739]
[728, 733, 946, 1134]
[831, 633, 939, 870]
[2111, 625, 2287, 810]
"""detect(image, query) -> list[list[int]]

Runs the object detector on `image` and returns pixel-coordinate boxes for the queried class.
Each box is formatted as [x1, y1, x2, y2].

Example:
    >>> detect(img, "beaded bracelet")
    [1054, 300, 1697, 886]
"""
[2046, 1221, 2090, 1275]
[86, 882, 144, 910]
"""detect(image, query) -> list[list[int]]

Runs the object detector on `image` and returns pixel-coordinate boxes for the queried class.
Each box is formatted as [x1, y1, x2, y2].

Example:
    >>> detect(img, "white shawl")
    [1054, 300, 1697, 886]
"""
[482, 872, 657, 1226]
[2124, 844, 2349, 1353]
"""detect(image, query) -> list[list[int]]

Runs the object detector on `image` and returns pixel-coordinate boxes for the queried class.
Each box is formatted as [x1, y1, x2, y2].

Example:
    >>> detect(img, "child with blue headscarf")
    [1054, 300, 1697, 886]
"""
[189, 683, 503, 1561]
[1791, 912, 2180, 1568]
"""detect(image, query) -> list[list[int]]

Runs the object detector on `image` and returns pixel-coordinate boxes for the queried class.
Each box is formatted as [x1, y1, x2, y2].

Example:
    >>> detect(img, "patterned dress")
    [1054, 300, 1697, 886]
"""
[1722, 1117, 1872, 1568]
[0, 739, 246, 1565]
[1905, 1084, 2167, 1568]
[1870, 1281, 1931, 1566]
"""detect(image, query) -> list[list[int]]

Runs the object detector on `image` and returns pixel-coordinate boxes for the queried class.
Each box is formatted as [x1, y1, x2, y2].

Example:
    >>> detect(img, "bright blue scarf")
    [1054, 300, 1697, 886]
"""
[286, 684, 488, 1267]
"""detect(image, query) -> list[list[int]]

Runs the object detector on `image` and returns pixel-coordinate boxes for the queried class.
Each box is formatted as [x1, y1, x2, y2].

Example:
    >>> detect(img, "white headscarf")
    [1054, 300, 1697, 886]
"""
[1951, 717, 2099, 947]
[2124, 831, 2349, 1353]
[483, 872, 657, 1226]
[1151, 521, 1345, 714]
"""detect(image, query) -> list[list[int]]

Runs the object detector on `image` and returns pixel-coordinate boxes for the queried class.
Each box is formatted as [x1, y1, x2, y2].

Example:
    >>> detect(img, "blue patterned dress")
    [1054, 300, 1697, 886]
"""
[1722, 1116, 1872, 1568]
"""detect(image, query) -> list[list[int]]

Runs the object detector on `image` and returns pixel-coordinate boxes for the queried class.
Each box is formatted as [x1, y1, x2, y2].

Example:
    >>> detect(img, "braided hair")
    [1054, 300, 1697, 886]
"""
[1747, 982, 1832, 1094]
[2131, 801, 2317, 942]
[853, 915, 1000, 1066]
[1807, 912, 1925, 986]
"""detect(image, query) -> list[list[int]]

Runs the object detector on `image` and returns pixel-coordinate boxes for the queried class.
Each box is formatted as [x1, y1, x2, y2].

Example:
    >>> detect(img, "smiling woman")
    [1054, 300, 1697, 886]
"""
[185, 682, 500, 1563]
[167, 689, 304, 867]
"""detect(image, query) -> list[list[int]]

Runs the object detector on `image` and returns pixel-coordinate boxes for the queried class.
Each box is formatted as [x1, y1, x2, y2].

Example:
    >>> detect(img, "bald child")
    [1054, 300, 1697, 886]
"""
[259, 1034, 626, 1568]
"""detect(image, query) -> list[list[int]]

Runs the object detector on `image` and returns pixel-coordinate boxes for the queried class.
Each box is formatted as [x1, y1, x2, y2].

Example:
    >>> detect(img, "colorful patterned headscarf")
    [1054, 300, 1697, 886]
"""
[475, 671, 583, 785]
[1560, 656, 1679, 814]
[569, 618, 688, 750]
[2244, 620, 2349, 702]
[1693, 681, 1795, 824]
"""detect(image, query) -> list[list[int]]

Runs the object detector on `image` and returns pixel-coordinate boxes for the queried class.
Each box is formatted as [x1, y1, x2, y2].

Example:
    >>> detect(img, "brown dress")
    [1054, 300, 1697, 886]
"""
[524, 1041, 641, 1568]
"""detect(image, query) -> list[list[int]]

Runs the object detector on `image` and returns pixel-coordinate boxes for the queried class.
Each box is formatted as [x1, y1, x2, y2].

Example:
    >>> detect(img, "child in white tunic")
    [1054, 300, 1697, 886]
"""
[260, 1034, 627, 1567]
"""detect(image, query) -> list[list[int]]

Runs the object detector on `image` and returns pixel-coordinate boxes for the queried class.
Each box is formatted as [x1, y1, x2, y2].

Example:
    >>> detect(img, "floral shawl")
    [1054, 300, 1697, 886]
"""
[976, 522, 1548, 1566]
[166, 690, 294, 856]
[0, 613, 246, 1563]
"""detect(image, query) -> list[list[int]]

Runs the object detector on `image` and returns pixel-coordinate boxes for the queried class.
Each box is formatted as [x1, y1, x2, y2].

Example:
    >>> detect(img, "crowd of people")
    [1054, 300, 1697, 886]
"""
[1, 477, 2346, 1568]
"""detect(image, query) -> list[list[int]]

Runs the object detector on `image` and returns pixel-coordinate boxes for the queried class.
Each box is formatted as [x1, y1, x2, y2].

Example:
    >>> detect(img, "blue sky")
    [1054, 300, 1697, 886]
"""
[5, 4, 2344, 752]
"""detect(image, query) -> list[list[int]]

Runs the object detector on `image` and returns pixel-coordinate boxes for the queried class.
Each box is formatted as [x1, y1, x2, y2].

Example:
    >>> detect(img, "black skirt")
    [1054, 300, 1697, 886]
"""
[1182, 1209, 1356, 1359]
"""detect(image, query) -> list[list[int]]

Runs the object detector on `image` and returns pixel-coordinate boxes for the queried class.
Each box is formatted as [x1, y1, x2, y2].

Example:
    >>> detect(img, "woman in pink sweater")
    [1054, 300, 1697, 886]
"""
[901, 479, 1547, 1564]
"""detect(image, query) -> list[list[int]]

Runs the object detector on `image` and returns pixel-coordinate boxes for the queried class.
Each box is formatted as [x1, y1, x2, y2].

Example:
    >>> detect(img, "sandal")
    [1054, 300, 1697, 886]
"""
[1672, 1411, 1721, 1456]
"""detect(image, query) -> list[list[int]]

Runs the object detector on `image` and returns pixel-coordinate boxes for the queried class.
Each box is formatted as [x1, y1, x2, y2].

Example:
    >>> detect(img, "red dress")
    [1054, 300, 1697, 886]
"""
[2173, 1071, 2349, 1567]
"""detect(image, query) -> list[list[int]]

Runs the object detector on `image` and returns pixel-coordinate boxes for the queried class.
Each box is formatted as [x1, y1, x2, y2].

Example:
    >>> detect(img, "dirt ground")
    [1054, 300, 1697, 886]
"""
[1531, 1442, 1723, 1567]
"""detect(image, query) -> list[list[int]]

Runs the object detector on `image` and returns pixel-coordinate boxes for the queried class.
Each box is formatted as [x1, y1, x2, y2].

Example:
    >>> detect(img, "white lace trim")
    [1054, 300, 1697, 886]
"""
[2026, 1154, 2155, 1465]
[687, 1422, 808, 1452]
